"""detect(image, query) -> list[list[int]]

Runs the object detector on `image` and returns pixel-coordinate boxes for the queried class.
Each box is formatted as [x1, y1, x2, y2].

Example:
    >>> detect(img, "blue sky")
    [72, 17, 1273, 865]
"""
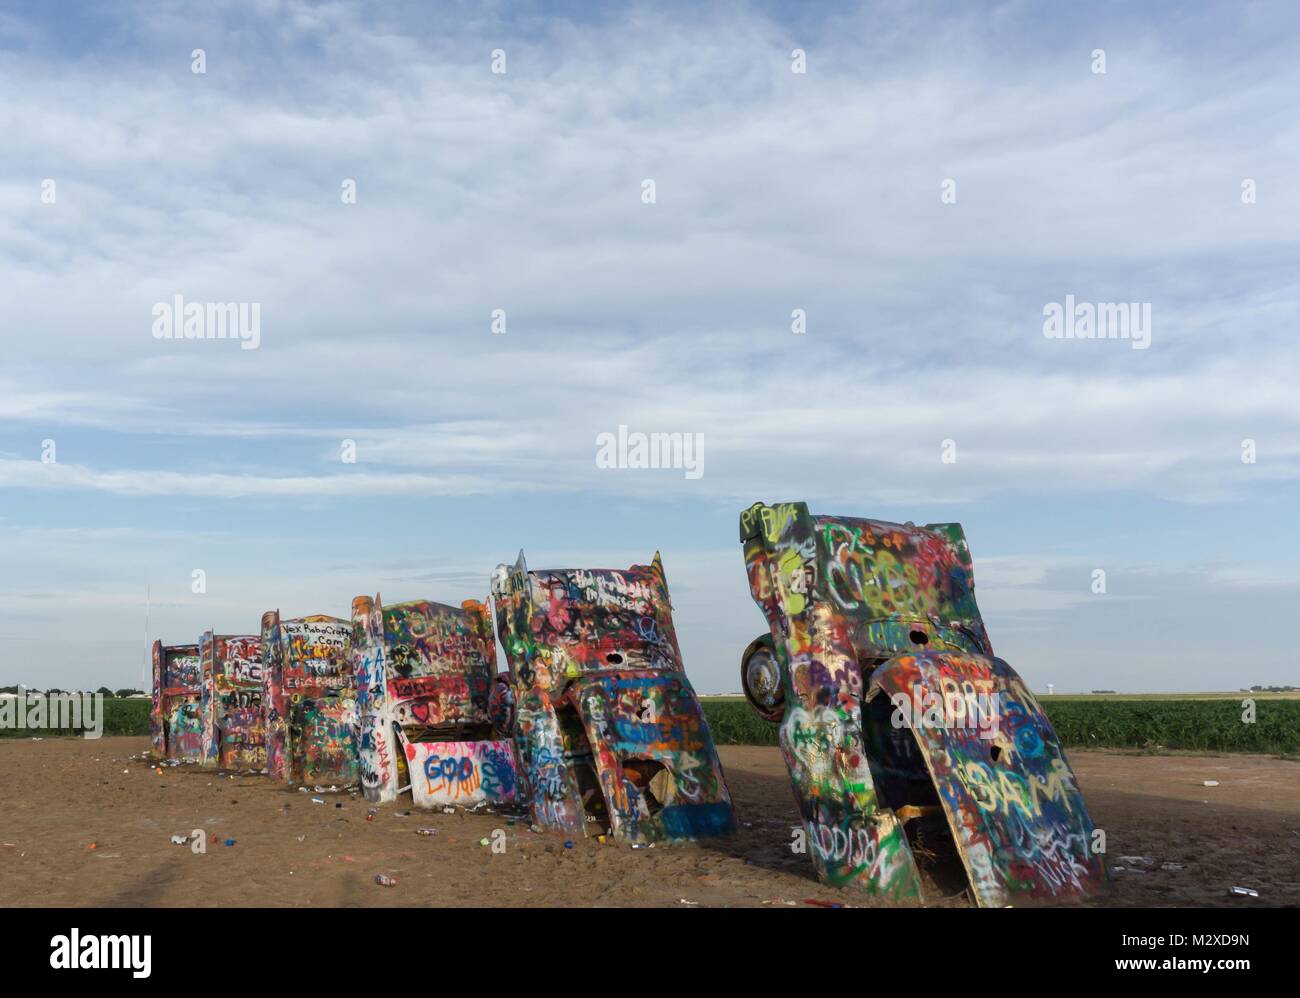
[2, 0, 1298, 693]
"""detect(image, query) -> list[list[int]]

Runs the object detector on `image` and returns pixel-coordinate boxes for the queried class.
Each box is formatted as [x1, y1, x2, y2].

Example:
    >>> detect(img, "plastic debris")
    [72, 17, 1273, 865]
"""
[224, 838, 236, 847]
[416, 828, 437, 837]
[679, 899, 699, 906]
[311, 797, 325, 804]
[479, 837, 490, 847]
[1230, 886, 1259, 897]
[563, 840, 574, 849]
[1160, 862, 1184, 871]
[375, 874, 397, 887]
[803, 899, 844, 908]
[1203, 780, 1220, 787]
[1117, 855, 1154, 866]
[170, 835, 188, 845]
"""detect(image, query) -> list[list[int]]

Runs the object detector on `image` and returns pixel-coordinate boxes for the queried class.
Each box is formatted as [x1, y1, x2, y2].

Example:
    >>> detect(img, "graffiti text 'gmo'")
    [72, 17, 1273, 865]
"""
[151, 296, 261, 350]
[595, 424, 704, 480]
[1042, 295, 1151, 350]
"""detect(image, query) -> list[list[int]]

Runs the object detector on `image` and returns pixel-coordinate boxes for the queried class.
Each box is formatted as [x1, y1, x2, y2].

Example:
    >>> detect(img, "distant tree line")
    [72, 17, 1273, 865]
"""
[0, 685, 145, 697]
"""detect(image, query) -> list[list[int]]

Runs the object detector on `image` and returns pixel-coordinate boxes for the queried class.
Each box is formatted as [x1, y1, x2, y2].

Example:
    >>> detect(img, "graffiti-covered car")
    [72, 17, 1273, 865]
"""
[198, 631, 266, 770]
[492, 551, 735, 843]
[739, 501, 1106, 907]
[150, 640, 203, 763]
[260, 610, 358, 786]
[351, 594, 519, 808]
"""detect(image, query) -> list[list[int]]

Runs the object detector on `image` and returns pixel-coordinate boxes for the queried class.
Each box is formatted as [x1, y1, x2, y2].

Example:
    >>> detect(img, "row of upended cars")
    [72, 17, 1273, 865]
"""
[150, 503, 1107, 907]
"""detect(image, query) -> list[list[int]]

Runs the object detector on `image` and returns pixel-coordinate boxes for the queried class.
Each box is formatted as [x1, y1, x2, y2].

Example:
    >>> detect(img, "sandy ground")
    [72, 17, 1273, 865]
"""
[1, 737, 1297, 907]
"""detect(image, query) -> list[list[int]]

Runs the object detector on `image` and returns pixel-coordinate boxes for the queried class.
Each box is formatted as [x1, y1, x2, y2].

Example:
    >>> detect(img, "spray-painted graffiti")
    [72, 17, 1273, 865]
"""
[151, 640, 203, 763]
[261, 612, 287, 779]
[868, 651, 1101, 904]
[167, 701, 205, 760]
[289, 694, 358, 784]
[351, 594, 518, 806]
[408, 739, 518, 808]
[261, 610, 357, 785]
[492, 550, 735, 844]
[739, 501, 1106, 906]
[200, 632, 266, 770]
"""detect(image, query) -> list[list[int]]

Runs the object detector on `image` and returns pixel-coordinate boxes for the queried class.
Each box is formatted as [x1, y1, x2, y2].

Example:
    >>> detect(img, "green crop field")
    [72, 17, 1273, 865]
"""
[6, 692, 1299, 756]
[1039, 691, 1300, 702]
[0, 697, 149, 738]
[699, 694, 1300, 755]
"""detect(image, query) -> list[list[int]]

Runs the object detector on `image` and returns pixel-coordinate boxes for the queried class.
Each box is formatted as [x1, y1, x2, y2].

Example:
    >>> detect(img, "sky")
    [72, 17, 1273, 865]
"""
[1, 0, 1298, 694]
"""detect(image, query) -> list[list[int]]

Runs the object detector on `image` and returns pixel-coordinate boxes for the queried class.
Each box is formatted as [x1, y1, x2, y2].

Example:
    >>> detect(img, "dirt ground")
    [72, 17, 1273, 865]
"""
[1, 737, 1297, 907]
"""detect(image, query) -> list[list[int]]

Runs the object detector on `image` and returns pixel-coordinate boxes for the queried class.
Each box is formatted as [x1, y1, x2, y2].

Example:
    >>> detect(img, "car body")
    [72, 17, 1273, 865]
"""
[260, 610, 358, 786]
[739, 501, 1106, 907]
[351, 593, 519, 808]
[150, 640, 203, 762]
[492, 551, 735, 843]
[198, 631, 266, 770]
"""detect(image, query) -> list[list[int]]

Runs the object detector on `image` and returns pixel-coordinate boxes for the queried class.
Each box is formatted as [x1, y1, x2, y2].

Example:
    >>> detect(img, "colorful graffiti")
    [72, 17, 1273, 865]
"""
[260, 610, 357, 785]
[408, 739, 518, 808]
[492, 551, 735, 844]
[739, 501, 1106, 906]
[260, 612, 286, 779]
[150, 640, 203, 763]
[351, 594, 517, 806]
[199, 632, 266, 770]
[869, 652, 1100, 904]
[166, 701, 205, 760]
[289, 695, 358, 784]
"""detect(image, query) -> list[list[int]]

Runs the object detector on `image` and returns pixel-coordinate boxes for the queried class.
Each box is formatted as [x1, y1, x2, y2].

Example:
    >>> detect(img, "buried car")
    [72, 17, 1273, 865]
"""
[351, 593, 518, 808]
[261, 610, 358, 786]
[198, 631, 266, 770]
[739, 501, 1105, 907]
[150, 640, 203, 763]
[492, 551, 735, 843]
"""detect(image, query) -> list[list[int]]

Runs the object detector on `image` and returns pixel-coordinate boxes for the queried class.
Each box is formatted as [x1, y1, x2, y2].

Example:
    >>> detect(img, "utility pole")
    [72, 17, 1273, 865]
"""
[142, 584, 151, 689]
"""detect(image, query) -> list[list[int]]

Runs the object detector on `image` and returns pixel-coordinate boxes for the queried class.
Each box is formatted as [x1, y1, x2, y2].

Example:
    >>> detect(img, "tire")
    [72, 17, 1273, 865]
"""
[740, 634, 783, 723]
